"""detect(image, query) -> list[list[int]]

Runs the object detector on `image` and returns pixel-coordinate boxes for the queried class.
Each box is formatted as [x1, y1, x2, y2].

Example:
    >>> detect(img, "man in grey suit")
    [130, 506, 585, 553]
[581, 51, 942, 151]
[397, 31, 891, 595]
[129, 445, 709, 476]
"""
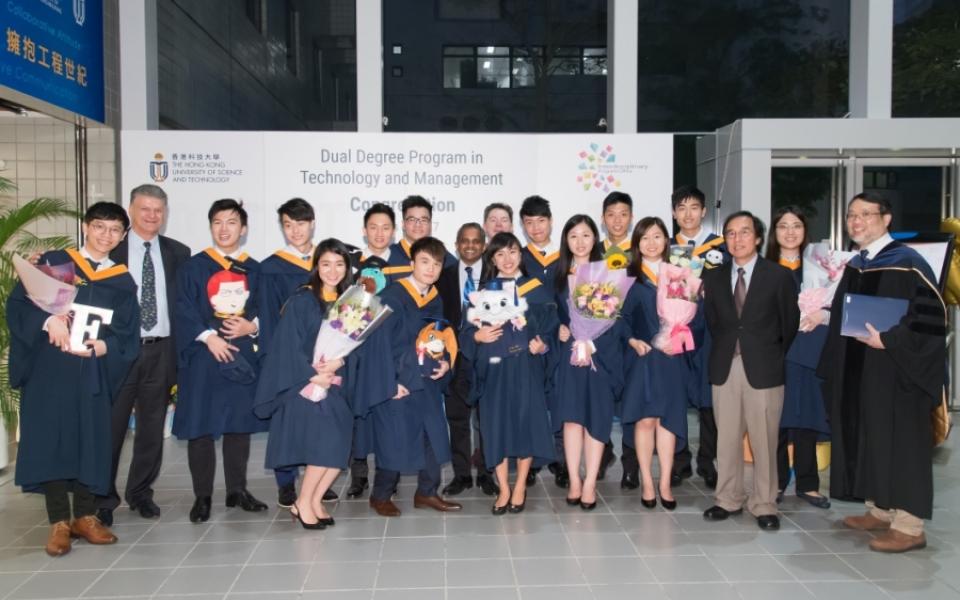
[97, 184, 190, 525]
[701, 211, 800, 531]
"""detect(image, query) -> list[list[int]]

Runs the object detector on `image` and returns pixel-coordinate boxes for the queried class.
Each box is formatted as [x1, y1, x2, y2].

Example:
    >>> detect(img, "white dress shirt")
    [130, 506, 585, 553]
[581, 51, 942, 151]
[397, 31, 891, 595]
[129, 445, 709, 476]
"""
[127, 230, 170, 337]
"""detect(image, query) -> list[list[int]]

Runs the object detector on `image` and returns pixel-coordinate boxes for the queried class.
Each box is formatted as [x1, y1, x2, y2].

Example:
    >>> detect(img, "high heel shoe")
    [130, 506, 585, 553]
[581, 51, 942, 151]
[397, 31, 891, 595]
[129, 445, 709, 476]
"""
[290, 505, 325, 530]
[641, 496, 657, 510]
[579, 497, 597, 511]
[318, 516, 335, 527]
[658, 488, 677, 511]
[565, 496, 581, 506]
[491, 502, 508, 516]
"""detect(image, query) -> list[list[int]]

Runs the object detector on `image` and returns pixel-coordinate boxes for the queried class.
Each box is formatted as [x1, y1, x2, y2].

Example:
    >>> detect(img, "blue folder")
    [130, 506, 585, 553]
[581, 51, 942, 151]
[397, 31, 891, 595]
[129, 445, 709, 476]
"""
[840, 293, 909, 338]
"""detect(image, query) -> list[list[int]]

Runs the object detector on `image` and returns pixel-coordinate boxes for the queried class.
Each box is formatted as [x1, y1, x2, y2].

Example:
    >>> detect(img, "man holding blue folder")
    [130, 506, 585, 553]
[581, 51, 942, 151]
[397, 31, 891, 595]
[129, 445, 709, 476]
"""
[819, 192, 947, 554]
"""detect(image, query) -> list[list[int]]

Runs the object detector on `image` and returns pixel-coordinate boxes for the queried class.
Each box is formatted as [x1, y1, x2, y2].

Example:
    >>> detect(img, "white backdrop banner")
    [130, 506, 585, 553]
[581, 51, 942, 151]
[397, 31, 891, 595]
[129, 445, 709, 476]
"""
[121, 132, 673, 259]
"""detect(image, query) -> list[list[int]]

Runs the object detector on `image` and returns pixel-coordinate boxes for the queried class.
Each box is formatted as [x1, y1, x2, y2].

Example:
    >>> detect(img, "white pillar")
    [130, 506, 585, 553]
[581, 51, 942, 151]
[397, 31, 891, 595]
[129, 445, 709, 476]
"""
[118, 0, 158, 130]
[849, 0, 893, 119]
[356, 0, 383, 132]
[607, 0, 638, 133]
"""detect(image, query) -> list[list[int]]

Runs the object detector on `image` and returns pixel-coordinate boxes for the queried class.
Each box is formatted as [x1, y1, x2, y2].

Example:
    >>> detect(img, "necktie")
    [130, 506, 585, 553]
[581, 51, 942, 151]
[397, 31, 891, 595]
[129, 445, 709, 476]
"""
[86, 258, 100, 271]
[734, 267, 746, 355]
[859, 249, 869, 264]
[141, 241, 158, 331]
[463, 265, 475, 304]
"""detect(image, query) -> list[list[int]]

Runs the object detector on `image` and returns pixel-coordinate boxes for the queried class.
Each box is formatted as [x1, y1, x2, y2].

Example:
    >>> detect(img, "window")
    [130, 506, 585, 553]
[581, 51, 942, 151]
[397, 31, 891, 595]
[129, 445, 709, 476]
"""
[285, 3, 300, 75]
[477, 46, 510, 88]
[550, 47, 581, 75]
[245, 0, 264, 33]
[583, 47, 606, 75]
[443, 47, 476, 88]
[512, 47, 542, 87]
[443, 45, 604, 88]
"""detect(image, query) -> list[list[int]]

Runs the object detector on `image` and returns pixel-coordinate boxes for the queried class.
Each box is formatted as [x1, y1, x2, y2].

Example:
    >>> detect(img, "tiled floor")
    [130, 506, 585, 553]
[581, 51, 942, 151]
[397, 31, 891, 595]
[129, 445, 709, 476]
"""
[0, 418, 959, 600]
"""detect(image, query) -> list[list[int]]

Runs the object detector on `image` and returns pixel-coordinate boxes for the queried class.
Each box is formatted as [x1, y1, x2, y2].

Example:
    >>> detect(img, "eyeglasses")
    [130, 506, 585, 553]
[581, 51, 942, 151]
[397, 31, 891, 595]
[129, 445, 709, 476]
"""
[404, 217, 430, 226]
[845, 211, 883, 222]
[88, 222, 126, 236]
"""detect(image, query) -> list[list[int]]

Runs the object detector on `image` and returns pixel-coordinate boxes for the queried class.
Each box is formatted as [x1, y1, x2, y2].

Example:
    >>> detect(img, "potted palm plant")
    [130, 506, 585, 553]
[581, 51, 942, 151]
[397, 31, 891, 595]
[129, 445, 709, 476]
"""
[0, 174, 77, 468]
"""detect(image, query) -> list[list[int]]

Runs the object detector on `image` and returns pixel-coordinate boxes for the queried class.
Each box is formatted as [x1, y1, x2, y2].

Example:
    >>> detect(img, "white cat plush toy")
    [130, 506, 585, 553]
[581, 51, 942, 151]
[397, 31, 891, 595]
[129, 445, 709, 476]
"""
[466, 286, 528, 364]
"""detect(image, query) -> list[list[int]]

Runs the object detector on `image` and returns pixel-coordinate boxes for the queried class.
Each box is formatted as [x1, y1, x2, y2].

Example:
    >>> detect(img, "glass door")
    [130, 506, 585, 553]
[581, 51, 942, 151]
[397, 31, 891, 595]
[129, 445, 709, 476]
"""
[852, 159, 953, 234]
[770, 159, 846, 248]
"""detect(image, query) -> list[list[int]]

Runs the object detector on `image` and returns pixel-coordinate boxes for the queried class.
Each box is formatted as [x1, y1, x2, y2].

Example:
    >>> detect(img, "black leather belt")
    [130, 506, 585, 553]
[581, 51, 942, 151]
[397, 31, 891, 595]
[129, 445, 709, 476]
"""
[141, 336, 167, 345]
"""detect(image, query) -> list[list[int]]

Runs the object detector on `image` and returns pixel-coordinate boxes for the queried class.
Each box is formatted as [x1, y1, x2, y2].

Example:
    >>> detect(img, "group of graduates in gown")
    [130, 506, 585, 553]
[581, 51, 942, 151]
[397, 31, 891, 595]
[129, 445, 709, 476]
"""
[7, 182, 944, 557]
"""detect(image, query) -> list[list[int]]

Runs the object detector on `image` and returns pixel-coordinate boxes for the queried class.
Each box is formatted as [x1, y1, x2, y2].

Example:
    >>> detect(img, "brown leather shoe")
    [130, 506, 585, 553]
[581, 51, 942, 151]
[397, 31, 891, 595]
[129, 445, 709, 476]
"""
[70, 515, 118, 545]
[869, 529, 927, 553]
[413, 493, 462, 512]
[842, 512, 891, 531]
[369, 498, 401, 517]
[45, 521, 72, 557]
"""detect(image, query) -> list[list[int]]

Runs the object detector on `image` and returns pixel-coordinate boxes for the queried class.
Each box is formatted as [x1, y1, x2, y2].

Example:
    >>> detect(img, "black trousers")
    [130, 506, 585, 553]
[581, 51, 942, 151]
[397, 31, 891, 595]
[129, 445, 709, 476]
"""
[44, 480, 95, 524]
[187, 434, 250, 498]
[777, 428, 821, 493]
[673, 408, 718, 476]
[100, 338, 172, 510]
[372, 435, 442, 500]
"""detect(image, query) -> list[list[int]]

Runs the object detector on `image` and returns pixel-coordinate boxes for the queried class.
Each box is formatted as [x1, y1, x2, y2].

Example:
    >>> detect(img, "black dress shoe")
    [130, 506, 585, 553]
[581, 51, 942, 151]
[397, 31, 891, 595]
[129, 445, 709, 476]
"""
[526, 471, 537, 486]
[322, 488, 339, 501]
[621, 471, 640, 490]
[703, 505, 742, 521]
[96, 508, 113, 527]
[225, 489, 268, 512]
[347, 477, 369, 498]
[757, 514, 780, 530]
[700, 471, 718, 490]
[442, 475, 474, 496]
[277, 483, 297, 508]
[477, 474, 500, 496]
[131, 498, 161, 519]
[189, 496, 212, 523]
[555, 468, 570, 489]
[776, 489, 785, 504]
[670, 473, 683, 487]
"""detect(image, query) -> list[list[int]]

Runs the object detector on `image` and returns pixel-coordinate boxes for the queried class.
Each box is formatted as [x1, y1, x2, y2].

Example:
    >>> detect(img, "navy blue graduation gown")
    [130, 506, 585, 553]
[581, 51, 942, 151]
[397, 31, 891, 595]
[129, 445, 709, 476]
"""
[550, 280, 629, 443]
[368, 279, 452, 473]
[780, 261, 830, 435]
[521, 244, 560, 283]
[387, 240, 457, 274]
[459, 277, 558, 468]
[619, 271, 690, 447]
[257, 251, 312, 354]
[172, 249, 267, 440]
[9, 249, 140, 495]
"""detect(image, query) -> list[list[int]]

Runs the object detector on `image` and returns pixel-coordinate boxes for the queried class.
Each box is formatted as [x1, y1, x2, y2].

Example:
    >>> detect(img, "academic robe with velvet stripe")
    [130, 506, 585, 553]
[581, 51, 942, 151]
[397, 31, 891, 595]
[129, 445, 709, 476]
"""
[550, 280, 630, 443]
[619, 268, 690, 447]
[252, 288, 395, 469]
[521, 244, 560, 284]
[780, 259, 830, 436]
[458, 276, 558, 468]
[9, 249, 140, 495]
[172, 249, 267, 440]
[367, 279, 453, 473]
[817, 242, 946, 518]
[257, 250, 312, 354]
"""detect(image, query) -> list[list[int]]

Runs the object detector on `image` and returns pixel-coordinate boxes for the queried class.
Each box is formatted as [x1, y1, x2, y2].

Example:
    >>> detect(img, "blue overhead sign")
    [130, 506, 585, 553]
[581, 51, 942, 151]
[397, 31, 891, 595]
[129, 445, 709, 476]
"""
[1, 0, 105, 122]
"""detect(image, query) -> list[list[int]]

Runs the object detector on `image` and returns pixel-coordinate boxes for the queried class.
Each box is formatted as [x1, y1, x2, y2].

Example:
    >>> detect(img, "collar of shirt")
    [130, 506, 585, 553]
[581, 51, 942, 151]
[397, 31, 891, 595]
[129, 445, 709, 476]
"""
[364, 246, 391, 261]
[678, 226, 708, 247]
[641, 258, 662, 272]
[212, 246, 245, 260]
[731, 253, 759, 290]
[406, 275, 430, 296]
[862, 233, 894, 260]
[285, 244, 314, 259]
[533, 241, 556, 255]
[79, 246, 114, 270]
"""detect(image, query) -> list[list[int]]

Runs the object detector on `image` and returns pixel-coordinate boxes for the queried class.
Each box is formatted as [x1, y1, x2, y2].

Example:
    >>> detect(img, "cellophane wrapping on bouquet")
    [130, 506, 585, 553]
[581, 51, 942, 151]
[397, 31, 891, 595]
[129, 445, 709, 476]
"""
[300, 284, 393, 402]
[566, 261, 634, 367]
[668, 244, 705, 277]
[652, 263, 702, 355]
[798, 242, 856, 318]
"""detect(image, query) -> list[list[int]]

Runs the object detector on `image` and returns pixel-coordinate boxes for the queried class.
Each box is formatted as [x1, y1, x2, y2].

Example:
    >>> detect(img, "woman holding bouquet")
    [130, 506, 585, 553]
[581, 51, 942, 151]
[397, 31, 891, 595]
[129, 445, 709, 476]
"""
[768, 206, 831, 508]
[620, 217, 692, 510]
[460, 232, 558, 514]
[552, 215, 629, 510]
[254, 239, 392, 529]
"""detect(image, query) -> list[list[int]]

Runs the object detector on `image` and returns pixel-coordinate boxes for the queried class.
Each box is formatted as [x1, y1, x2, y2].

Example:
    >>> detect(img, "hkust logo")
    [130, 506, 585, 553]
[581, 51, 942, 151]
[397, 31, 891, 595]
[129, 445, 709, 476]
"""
[576, 143, 621, 193]
[149, 153, 169, 183]
[73, 0, 86, 26]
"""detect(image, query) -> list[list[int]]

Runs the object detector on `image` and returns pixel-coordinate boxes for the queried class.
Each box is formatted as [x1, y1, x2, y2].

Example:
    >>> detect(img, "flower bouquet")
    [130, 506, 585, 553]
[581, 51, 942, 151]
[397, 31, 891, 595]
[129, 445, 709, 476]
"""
[799, 242, 856, 318]
[603, 245, 630, 270]
[567, 261, 634, 367]
[652, 263, 702, 355]
[300, 284, 393, 402]
[668, 244, 705, 278]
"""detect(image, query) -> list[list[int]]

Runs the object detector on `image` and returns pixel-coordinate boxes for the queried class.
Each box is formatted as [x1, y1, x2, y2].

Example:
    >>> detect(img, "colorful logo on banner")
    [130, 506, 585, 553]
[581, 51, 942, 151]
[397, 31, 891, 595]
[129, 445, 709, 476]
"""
[576, 143, 621, 193]
[149, 153, 169, 182]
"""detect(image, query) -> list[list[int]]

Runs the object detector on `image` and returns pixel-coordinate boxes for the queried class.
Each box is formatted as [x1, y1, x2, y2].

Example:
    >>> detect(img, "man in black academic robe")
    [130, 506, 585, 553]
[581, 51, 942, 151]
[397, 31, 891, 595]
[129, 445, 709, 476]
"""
[818, 192, 947, 554]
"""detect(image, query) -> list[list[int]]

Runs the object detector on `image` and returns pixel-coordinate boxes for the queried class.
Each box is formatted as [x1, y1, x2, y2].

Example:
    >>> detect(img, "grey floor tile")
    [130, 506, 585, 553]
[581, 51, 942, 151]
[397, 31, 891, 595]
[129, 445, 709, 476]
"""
[445, 535, 510, 559]
[0, 572, 33, 598]
[501, 515, 564, 536]
[688, 531, 767, 555]
[81, 567, 172, 597]
[41, 544, 128, 572]
[661, 582, 741, 600]
[182, 540, 256, 566]
[513, 557, 585, 586]
[444, 516, 505, 537]
[380, 536, 445, 561]
[374, 560, 443, 588]
[198, 520, 270, 543]
[8, 570, 103, 599]
[630, 531, 704, 556]
[756, 531, 830, 555]
[137, 522, 210, 544]
[508, 532, 574, 558]
[710, 554, 795, 582]
[734, 582, 816, 599]
[784, 511, 847, 532]
[616, 513, 679, 535]
[643, 555, 724, 583]
[591, 583, 670, 600]
[314, 538, 382, 562]
[777, 554, 866, 582]
[247, 536, 321, 564]
[111, 542, 194, 569]
[323, 518, 386, 540]
[447, 587, 521, 600]
[578, 556, 655, 584]
[304, 561, 377, 590]
[878, 579, 960, 599]
[558, 513, 624, 533]
[300, 591, 373, 600]
[0, 547, 52, 572]
[445, 558, 515, 587]
[383, 517, 444, 538]
[840, 552, 937, 581]
[805, 581, 892, 599]
[566, 532, 637, 557]
[156, 565, 242, 595]
[372, 588, 444, 600]
[518, 585, 592, 600]
[809, 530, 876, 553]
[231, 563, 312, 593]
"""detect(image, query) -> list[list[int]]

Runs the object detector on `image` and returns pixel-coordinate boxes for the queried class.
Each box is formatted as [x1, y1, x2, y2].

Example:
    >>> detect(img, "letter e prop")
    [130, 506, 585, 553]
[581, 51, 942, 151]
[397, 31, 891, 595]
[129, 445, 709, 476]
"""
[69, 303, 114, 352]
